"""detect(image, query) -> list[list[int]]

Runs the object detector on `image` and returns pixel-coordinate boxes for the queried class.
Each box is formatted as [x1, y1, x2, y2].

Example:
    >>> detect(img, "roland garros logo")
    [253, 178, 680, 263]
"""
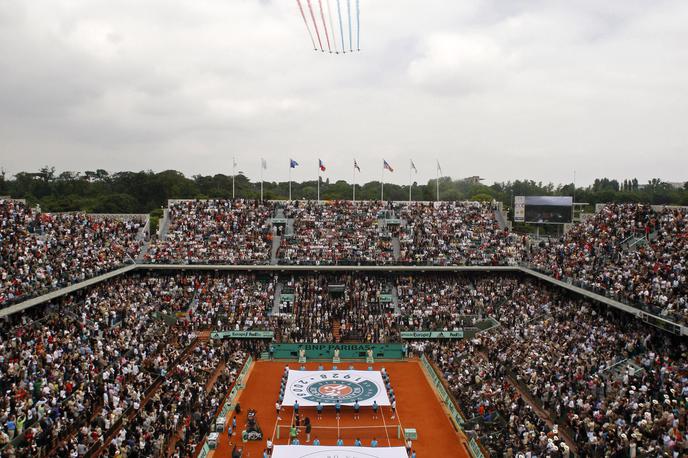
[291, 372, 380, 404]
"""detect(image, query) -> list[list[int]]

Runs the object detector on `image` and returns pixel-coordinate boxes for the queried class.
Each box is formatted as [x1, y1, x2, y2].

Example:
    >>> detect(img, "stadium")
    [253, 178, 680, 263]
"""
[2, 1, 688, 458]
[1, 195, 687, 458]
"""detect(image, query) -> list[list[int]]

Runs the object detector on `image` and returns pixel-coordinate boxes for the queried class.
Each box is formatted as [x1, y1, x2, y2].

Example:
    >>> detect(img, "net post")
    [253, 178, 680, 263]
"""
[397, 424, 401, 439]
[276, 425, 280, 440]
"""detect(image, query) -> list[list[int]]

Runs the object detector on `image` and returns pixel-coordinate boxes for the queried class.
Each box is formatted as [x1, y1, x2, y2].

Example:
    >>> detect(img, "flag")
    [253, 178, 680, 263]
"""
[290, 159, 299, 168]
[233, 157, 238, 168]
[383, 160, 394, 172]
[261, 158, 267, 170]
[319, 159, 326, 172]
[354, 159, 361, 172]
[437, 160, 442, 175]
[410, 160, 417, 173]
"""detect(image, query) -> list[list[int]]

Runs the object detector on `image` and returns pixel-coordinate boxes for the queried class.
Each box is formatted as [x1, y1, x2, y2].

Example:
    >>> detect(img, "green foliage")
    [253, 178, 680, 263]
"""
[2, 168, 687, 214]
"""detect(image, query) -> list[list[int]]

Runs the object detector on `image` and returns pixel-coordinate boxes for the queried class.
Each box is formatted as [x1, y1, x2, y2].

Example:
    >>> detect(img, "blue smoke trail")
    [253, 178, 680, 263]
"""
[347, 0, 352, 52]
[356, 0, 360, 50]
[336, 0, 345, 53]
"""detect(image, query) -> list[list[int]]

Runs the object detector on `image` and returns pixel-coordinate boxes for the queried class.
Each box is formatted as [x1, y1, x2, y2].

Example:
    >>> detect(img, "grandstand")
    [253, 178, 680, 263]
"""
[1, 198, 687, 458]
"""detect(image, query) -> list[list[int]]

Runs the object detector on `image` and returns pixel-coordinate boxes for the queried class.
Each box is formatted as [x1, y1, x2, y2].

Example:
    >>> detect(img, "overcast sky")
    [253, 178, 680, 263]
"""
[1, 0, 687, 186]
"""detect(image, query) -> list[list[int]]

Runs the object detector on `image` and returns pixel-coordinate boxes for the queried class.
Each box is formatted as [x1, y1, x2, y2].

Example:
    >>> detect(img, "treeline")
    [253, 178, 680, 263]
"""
[0, 166, 686, 214]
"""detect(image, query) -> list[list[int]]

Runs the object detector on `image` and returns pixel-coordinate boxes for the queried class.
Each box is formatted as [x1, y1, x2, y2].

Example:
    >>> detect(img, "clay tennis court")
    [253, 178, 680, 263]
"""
[212, 359, 470, 457]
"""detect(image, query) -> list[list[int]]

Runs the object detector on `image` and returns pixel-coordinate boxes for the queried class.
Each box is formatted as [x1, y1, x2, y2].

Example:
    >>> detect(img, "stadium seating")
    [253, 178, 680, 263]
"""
[0, 199, 145, 307]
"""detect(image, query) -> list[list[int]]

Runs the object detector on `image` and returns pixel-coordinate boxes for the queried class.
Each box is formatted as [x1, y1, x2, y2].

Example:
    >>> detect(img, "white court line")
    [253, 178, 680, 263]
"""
[379, 405, 392, 447]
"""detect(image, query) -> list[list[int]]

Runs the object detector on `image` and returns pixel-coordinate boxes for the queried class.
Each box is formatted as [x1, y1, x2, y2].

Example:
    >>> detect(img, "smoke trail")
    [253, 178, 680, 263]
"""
[347, 0, 352, 52]
[336, 0, 346, 53]
[356, 0, 360, 51]
[296, 0, 317, 50]
[318, 0, 332, 52]
[326, 0, 338, 53]
[306, 0, 324, 51]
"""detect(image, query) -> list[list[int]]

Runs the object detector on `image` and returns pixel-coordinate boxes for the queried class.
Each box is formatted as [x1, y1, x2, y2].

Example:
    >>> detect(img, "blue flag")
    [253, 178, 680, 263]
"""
[290, 159, 299, 168]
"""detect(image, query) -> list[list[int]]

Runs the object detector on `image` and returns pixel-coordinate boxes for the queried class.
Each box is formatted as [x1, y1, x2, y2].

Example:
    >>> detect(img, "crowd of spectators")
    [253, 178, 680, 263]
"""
[0, 199, 145, 307]
[105, 340, 253, 458]
[529, 204, 687, 323]
[277, 201, 396, 265]
[416, 275, 688, 457]
[146, 200, 274, 265]
[274, 273, 398, 343]
[398, 202, 522, 266]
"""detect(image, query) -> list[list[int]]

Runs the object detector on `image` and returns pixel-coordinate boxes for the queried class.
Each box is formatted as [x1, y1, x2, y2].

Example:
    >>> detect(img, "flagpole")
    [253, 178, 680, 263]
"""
[409, 159, 412, 203]
[352, 162, 356, 202]
[289, 162, 292, 201]
[436, 161, 440, 201]
[260, 159, 264, 203]
[381, 161, 384, 201]
[317, 161, 320, 202]
[232, 155, 236, 199]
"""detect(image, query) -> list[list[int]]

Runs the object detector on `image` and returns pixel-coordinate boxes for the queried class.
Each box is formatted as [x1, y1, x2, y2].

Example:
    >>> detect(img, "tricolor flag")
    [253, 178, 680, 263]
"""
[290, 159, 299, 168]
[354, 159, 361, 172]
[411, 160, 418, 173]
[437, 160, 442, 175]
[383, 160, 394, 172]
[261, 158, 267, 170]
[319, 159, 326, 172]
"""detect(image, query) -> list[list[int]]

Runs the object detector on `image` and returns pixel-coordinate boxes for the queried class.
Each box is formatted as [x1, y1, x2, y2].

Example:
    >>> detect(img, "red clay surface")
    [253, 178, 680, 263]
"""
[211, 359, 470, 458]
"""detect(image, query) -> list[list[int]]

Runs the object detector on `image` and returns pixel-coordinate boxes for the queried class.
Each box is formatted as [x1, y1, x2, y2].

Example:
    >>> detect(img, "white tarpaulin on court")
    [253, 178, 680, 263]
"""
[281, 370, 391, 407]
[272, 445, 408, 458]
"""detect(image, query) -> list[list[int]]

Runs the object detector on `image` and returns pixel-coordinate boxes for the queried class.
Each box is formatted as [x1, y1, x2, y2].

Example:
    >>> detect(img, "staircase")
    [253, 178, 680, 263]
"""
[390, 284, 401, 315]
[494, 209, 508, 230]
[392, 236, 400, 261]
[271, 282, 283, 315]
[135, 240, 150, 263]
[158, 208, 170, 240]
[271, 235, 281, 265]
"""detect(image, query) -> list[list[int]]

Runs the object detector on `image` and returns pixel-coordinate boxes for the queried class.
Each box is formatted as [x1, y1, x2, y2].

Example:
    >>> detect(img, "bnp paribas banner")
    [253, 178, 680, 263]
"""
[400, 331, 464, 339]
[210, 330, 274, 339]
[281, 370, 391, 407]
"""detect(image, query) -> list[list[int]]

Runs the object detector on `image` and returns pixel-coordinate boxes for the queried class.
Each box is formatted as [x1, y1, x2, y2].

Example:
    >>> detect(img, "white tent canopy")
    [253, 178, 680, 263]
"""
[272, 445, 408, 458]
[281, 369, 391, 407]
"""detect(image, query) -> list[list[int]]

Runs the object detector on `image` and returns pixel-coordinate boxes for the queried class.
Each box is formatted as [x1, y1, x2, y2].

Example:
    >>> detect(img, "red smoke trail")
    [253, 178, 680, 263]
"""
[307, 0, 324, 51]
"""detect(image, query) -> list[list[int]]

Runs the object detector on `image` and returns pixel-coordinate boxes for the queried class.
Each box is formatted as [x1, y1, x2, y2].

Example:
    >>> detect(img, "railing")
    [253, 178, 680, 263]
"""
[197, 356, 253, 458]
[419, 355, 489, 458]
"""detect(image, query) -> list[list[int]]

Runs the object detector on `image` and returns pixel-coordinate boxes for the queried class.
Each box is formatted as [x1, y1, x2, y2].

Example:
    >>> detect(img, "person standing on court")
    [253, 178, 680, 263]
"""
[354, 438, 362, 446]
[276, 401, 281, 419]
[316, 401, 323, 419]
[353, 399, 360, 420]
[405, 438, 412, 454]
[391, 399, 397, 419]
[336, 437, 344, 446]
[313, 436, 321, 446]
[372, 400, 379, 419]
[294, 400, 299, 415]
[335, 399, 341, 419]
[304, 417, 312, 442]
[371, 438, 378, 447]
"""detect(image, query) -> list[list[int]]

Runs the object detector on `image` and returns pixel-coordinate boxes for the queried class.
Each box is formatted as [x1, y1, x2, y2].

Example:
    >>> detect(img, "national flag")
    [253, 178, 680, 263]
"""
[261, 158, 267, 170]
[290, 159, 299, 168]
[233, 157, 238, 168]
[410, 160, 417, 173]
[437, 160, 442, 175]
[319, 159, 326, 172]
[354, 159, 361, 172]
[383, 160, 394, 172]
